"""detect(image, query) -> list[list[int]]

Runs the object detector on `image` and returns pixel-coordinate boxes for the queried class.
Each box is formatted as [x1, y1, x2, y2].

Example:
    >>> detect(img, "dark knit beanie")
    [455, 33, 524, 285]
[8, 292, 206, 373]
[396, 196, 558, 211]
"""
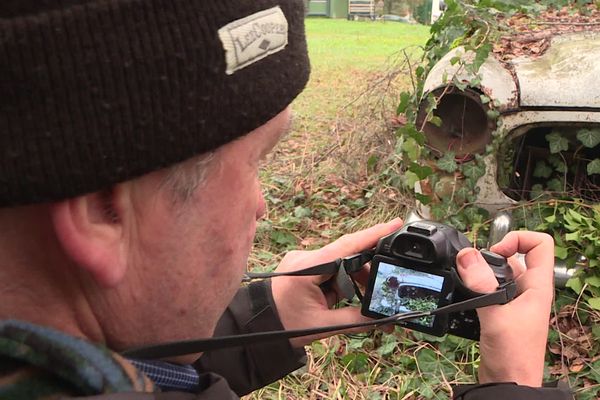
[0, 0, 310, 207]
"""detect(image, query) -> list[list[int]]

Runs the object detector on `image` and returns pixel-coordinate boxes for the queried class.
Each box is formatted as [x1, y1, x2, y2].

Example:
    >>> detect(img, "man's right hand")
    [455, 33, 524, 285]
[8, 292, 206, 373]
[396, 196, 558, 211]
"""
[455, 231, 555, 387]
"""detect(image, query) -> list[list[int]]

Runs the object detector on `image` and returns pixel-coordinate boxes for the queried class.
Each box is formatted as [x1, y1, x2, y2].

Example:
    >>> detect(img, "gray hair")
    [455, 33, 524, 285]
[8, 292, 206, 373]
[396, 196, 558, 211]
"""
[161, 153, 216, 203]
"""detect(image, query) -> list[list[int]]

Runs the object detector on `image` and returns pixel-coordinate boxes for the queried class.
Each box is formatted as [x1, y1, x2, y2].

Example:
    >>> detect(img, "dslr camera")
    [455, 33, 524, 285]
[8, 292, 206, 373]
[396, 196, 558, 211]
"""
[360, 221, 512, 340]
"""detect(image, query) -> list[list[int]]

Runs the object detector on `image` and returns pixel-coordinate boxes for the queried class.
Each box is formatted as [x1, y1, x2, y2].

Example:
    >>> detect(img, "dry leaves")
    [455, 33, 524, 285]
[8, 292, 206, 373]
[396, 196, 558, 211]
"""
[548, 303, 599, 378]
[493, 5, 600, 62]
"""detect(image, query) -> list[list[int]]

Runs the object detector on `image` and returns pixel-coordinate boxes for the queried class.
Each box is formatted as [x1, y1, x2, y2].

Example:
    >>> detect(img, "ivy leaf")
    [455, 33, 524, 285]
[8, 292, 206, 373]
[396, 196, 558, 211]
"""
[593, 324, 600, 340]
[473, 43, 492, 71]
[464, 206, 488, 223]
[429, 115, 443, 127]
[566, 208, 585, 224]
[565, 231, 580, 242]
[530, 184, 545, 199]
[585, 276, 600, 288]
[547, 178, 563, 192]
[403, 171, 420, 190]
[367, 155, 378, 170]
[402, 137, 420, 161]
[455, 186, 472, 203]
[566, 276, 583, 294]
[587, 159, 600, 175]
[486, 109, 500, 120]
[589, 297, 600, 311]
[462, 162, 486, 180]
[398, 123, 425, 145]
[270, 230, 296, 247]
[448, 214, 467, 231]
[341, 353, 369, 373]
[416, 348, 439, 374]
[454, 79, 468, 91]
[437, 152, 458, 173]
[533, 161, 553, 178]
[548, 155, 567, 173]
[377, 335, 398, 356]
[469, 76, 481, 86]
[409, 162, 433, 180]
[555, 246, 568, 260]
[576, 128, 600, 148]
[415, 193, 432, 205]
[294, 206, 312, 218]
[397, 92, 411, 114]
[545, 131, 569, 154]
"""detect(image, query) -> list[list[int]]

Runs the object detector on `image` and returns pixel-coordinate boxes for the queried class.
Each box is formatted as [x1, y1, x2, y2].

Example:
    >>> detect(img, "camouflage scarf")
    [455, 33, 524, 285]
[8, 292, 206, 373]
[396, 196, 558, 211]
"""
[0, 320, 154, 399]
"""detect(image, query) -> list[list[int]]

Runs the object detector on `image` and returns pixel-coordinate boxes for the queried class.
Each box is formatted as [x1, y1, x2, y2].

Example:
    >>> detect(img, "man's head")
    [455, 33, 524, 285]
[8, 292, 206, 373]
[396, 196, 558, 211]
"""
[0, 0, 308, 359]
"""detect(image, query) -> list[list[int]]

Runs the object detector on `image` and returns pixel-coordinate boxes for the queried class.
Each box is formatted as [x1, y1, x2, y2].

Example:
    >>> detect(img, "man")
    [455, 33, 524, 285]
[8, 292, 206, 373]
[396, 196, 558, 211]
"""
[0, 0, 571, 399]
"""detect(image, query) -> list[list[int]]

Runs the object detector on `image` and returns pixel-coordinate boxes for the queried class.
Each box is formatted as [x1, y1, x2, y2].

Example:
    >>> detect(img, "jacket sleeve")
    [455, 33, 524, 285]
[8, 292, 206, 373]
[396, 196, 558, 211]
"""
[453, 382, 573, 399]
[194, 280, 306, 397]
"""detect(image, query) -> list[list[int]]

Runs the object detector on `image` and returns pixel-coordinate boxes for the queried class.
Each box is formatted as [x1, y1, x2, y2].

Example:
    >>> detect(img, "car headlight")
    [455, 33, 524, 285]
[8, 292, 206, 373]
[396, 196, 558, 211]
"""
[416, 86, 495, 157]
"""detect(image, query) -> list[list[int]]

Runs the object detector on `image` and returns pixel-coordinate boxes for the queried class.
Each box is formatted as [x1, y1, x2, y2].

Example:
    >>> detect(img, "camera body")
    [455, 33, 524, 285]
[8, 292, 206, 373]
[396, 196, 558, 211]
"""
[360, 221, 510, 340]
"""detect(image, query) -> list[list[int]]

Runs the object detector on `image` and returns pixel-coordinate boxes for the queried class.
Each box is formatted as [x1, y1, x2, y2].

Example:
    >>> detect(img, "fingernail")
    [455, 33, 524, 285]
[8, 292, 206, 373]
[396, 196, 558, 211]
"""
[458, 250, 479, 269]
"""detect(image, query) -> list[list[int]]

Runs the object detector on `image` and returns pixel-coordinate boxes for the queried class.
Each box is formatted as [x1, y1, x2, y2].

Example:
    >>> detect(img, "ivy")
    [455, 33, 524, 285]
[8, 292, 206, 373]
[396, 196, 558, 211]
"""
[391, 0, 600, 314]
[546, 131, 570, 153]
[462, 162, 486, 180]
[588, 159, 600, 175]
[533, 161, 553, 179]
[528, 201, 600, 310]
[408, 162, 433, 180]
[577, 128, 600, 148]
[436, 152, 458, 173]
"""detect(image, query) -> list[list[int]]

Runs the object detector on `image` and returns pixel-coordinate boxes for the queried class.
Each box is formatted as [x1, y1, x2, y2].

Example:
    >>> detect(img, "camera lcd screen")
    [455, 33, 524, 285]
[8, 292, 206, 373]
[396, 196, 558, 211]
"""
[368, 262, 445, 327]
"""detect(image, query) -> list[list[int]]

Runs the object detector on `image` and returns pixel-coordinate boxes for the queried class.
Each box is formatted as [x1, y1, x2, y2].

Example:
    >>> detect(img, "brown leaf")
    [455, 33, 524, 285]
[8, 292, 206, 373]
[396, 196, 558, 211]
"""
[301, 237, 319, 247]
[569, 361, 585, 373]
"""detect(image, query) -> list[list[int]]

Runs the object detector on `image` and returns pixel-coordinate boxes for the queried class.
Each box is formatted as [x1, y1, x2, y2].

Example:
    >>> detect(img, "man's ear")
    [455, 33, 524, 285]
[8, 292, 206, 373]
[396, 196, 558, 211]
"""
[50, 188, 128, 287]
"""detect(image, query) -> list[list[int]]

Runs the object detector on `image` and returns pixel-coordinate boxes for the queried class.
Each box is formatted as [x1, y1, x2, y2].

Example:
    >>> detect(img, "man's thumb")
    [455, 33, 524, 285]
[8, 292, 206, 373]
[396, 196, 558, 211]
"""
[456, 248, 499, 293]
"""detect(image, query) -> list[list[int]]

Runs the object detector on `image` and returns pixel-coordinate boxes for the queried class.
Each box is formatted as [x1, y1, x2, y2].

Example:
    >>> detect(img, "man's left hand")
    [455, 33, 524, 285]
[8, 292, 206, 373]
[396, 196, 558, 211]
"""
[271, 218, 404, 347]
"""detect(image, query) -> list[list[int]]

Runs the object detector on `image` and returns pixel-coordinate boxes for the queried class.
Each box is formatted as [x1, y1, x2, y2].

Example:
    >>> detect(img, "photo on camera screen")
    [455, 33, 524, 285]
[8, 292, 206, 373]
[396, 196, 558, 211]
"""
[368, 262, 445, 327]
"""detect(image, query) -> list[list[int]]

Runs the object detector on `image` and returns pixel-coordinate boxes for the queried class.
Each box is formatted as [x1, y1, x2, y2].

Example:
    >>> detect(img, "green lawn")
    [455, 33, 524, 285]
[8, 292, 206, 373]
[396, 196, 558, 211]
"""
[305, 18, 430, 71]
[296, 19, 430, 117]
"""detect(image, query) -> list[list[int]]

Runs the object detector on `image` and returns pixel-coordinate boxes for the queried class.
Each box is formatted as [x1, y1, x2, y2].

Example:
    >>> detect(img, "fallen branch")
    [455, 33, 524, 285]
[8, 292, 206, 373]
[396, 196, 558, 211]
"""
[536, 21, 600, 26]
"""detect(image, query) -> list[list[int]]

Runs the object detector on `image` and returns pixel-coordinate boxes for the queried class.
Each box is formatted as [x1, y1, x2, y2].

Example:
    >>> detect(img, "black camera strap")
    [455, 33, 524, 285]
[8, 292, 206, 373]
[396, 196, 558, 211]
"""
[123, 253, 518, 360]
[242, 250, 374, 281]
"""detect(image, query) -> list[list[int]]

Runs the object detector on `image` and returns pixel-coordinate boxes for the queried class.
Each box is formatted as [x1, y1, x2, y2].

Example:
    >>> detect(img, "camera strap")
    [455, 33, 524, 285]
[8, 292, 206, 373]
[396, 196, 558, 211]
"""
[123, 253, 518, 360]
[242, 250, 374, 281]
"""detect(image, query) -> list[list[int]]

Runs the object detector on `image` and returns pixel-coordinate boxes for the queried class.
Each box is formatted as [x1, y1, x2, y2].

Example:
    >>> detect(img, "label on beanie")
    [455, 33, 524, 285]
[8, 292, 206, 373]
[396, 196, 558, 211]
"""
[218, 6, 289, 75]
